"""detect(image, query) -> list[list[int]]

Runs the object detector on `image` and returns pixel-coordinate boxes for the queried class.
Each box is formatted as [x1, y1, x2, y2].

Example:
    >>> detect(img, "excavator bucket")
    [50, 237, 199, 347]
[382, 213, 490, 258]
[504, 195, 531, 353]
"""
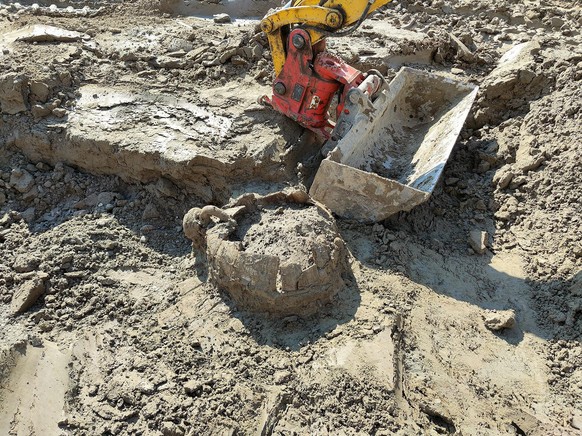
[309, 67, 478, 222]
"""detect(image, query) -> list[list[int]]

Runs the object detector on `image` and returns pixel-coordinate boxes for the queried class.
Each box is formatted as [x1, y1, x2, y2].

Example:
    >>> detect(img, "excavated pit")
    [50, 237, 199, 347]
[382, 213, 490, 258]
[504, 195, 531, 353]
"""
[0, 16, 309, 203]
[0, 11, 436, 206]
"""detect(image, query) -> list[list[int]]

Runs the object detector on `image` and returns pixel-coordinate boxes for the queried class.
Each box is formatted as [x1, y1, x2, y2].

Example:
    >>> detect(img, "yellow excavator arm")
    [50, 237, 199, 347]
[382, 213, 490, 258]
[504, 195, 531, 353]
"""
[261, 0, 393, 74]
[259, 0, 476, 224]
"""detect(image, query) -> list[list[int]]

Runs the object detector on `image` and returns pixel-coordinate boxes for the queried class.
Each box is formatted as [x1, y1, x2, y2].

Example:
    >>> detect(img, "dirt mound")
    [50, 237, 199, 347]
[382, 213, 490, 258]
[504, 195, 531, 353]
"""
[183, 192, 349, 315]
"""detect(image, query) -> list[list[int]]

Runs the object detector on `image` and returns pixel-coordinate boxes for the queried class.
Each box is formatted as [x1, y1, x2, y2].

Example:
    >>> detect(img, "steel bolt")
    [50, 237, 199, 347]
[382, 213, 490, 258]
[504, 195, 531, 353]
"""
[326, 11, 342, 28]
[274, 82, 287, 95]
[292, 34, 306, 49]
[261, 20, 273, 33]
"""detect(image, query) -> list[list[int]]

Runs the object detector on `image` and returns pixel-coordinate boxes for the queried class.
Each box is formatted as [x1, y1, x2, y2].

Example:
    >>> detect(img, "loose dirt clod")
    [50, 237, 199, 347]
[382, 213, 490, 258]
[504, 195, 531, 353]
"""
[10, 276, 46, 315]
[483, 309, 516, 331]
[469, 229, 488, 254]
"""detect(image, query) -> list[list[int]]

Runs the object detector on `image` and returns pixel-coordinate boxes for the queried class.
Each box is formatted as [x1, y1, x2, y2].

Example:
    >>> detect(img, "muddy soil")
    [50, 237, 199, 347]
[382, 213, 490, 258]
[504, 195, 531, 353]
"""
[0, 0, 581, 435]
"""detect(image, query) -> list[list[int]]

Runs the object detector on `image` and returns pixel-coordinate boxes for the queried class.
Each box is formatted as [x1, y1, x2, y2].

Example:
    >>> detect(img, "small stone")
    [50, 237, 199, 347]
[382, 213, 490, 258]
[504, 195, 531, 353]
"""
[31, 104, 52, 118]
[155, 177, 180, 198]
[475, 199, 487, 211]
[142, 203, 160, 220]
[273, 370, 292, 384]
[22, 186, 39, 202]
[218, 48, 238, 64]
[282, 315, 299, 324]
[519, 155, 545, 173]
[251, 44, 263, 60]
[184, 380, 203, 396]
[52, 107, 67, 117]
[88, 384, 99, 396]
[230, 55, 248, 66]
[30, 81, 50, 102]
[549, 311, 567, 324]
[0, 73, 28, 114]
[213, 13, 231, 24]
[525, 10, 539, 20]
[483, 309, 516, 331]
[254, 68, 269, 80]
[449, 33, 475, 62]
[550, 17, 564, 28]
[468, 230, 487, 254]
[97, 276, 116, 286]
[29, 334, 43, 347]
[38, 321, 53, 332]
[494, 170, 514, 190]
[477, 160, 491, 174]
[10, 276, 46, 315]
[383, 231, 396, 242]
[451, 67, 464, 74]
[137, 380, 155, 395]
[64, 271, 88, 279]
[13, 253, 41, 272]
[21, 207, 35, 223]
[161, 421, 185, 436]
[509, 175, 527, 189]
[10, 169, 35, 193]
[75, 191, 117, 210]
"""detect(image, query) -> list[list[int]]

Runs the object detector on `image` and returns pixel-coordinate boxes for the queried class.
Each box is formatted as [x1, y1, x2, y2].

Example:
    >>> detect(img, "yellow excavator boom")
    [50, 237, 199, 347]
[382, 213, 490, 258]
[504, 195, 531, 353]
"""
[261, 0, 393, 74]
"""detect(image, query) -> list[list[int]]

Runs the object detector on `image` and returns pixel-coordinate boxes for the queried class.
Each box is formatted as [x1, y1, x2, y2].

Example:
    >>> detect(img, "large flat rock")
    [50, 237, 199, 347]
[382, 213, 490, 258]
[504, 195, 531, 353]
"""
[8, 82, 304, 202]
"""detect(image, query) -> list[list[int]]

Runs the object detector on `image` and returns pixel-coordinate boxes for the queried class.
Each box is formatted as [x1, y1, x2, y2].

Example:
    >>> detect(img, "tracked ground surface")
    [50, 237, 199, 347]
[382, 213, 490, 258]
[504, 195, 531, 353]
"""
[0, 0, 581, 435]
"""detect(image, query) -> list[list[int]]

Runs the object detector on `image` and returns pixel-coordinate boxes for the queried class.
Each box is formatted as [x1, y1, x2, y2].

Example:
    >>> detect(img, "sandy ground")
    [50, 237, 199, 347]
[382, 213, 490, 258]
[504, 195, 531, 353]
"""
[0, 0, 581, 434]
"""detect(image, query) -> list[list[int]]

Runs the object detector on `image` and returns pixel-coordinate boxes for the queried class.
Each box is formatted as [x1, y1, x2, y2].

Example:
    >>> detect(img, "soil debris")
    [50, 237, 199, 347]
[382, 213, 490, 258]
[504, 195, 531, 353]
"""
[0, 0, 580, 434]
[468, 229, 488, 254]
[10, 275, 46, 315]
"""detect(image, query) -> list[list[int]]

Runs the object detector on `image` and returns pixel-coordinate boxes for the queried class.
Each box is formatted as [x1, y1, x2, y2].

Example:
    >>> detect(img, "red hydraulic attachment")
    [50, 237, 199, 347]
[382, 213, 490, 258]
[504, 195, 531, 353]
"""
[261, 28, 380, 139]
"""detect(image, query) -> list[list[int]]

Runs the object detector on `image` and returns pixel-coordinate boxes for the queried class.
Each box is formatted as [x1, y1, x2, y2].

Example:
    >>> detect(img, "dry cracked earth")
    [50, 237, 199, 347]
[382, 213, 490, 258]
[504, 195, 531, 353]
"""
[0, 0, 581, 435]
